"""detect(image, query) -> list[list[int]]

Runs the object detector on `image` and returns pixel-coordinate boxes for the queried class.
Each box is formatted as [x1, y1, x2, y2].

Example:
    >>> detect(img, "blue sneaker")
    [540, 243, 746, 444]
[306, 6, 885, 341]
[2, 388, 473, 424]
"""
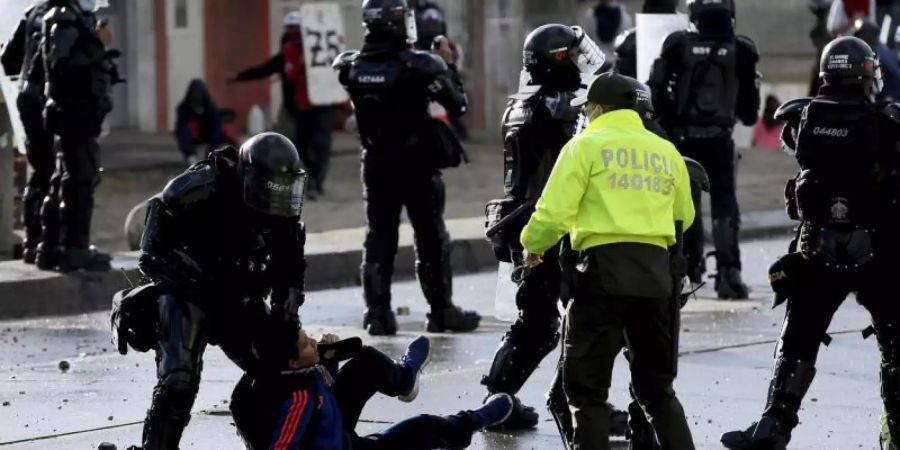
[469, 393, 514, 430]
[398, 336, 431, 403]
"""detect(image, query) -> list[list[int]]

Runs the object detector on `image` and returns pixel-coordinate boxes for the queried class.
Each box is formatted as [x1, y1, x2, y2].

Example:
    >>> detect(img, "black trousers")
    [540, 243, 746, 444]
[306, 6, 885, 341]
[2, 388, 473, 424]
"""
[483, 241, 562, 395]
[143, 293, 269, 450]
[563, 290, 694, 450]
[17, 84, 55, 249]
[776, 260, 900, 367]
[675, 137, 742, 271]
[294, 106, 336, 193]
[361, 161, 451, 310]
[338, 347, 476, 450]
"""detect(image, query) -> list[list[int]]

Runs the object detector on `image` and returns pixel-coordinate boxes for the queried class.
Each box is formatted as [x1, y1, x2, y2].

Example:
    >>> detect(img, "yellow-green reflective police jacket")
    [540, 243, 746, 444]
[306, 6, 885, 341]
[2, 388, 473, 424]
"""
[520, 109, 695, 255]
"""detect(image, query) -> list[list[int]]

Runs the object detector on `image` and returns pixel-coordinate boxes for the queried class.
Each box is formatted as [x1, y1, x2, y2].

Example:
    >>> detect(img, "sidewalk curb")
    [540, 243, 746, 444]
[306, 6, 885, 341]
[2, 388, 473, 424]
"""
[0, 218, 795, 321]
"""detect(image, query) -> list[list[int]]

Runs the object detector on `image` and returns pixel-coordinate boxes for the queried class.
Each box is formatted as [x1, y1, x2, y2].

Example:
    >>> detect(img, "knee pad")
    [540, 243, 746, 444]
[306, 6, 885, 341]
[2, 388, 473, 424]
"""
[482, 317, 560, 394]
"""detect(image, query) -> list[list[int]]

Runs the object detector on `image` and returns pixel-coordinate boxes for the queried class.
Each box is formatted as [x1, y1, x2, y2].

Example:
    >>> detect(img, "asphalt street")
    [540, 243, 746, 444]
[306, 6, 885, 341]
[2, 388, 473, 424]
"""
[0, 236, 888, 449]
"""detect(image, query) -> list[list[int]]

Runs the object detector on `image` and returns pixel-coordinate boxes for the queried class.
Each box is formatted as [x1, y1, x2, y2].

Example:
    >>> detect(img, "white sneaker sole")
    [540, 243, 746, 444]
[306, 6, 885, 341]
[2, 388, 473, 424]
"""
[398, 343, 432, 403]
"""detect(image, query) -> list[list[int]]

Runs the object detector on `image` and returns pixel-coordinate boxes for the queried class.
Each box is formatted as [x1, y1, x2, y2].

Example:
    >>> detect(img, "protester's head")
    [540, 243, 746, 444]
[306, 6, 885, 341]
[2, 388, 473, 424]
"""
[183, 79, 213, 115]
[237, 133, 308, 220]
[523, 24, 605, 92]
[289, 331, 320, 369]
[853, 18, 880, 47]
[819, 36, 882, 100]
[687, 0, 736, 39]
[362, 0, 417, 46]
[571, 72, 641, 122]
[283, 11, 302, 39]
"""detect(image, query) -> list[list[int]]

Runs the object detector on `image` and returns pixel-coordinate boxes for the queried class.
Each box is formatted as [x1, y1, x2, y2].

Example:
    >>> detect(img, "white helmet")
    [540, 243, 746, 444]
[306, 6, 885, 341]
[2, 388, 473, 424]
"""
[283, 11, 302, 27]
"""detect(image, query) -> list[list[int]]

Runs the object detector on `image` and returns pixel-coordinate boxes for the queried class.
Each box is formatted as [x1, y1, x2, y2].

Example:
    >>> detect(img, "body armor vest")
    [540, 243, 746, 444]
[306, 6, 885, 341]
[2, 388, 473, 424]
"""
[674, 35, 738, 127]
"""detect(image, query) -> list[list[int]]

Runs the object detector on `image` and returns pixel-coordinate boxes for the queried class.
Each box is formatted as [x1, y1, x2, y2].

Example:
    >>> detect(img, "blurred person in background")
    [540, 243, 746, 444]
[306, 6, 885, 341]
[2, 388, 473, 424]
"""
[855, 19, 900, 101]
[174, 79, 225, 165]
[582, 0, 632, 66]
[410, 0, 469, 140]
[1, 0, 53, 265]
[828, 0, 876, 36]
[809, 0, 834, 95]
[230, 11, 337, 199]
[752, 95, 784, 151]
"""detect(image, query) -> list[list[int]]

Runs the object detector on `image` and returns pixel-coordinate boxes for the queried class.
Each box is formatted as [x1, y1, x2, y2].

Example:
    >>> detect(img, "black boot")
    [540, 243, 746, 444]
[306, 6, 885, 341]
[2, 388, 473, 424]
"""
[35, 193, 61, 270]
[426, 305, 481, 333]
[627, 401, 661, 450]
[57, 246, 112, 272]
[21, 186, 46, 264]
[712, 218, 750, 300]
[362, 263, 397, 335]
[363, 306, 398, 336]
[721, 358, 815, 450]
[487, 395, 539, 431]
[142, 381, 197, 450]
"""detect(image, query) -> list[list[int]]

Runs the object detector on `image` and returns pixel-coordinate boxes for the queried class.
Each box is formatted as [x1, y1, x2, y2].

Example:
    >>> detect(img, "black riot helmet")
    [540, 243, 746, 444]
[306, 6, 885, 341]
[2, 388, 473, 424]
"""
[687, 0, 735, 38]
[362, 0, 418, 45]
[523, 24, 606, 92]
[819, 36, 883, 98]
[238, 132, 308, 218]
[626, 77, 655, 120]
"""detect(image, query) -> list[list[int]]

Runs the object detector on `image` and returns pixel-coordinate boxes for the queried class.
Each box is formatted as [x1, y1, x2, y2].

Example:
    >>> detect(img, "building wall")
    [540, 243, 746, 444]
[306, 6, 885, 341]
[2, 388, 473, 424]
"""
[124, 0, 157, 132]
[205, 0, 271, 131]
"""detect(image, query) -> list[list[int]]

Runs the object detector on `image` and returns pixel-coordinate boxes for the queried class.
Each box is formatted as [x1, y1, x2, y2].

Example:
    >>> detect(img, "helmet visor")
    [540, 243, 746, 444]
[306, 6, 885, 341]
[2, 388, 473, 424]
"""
[243, 167, 308, 218]
[570, 27, 607, 76]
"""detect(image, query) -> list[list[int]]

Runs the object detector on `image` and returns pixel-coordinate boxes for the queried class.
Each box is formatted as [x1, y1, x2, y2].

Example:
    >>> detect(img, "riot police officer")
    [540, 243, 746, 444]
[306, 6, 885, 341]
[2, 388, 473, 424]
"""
[38, 0, 117, 271]
[334, 0, 480, 336]
[410, 0, 447, 52]
[482, 23, 610, 430]
[521, 71, 696, 450]
[128, 133, 308, 449]
[648, 0, 761, 299]
[721, 36, 900, 450]
[1, 0, 53, 264]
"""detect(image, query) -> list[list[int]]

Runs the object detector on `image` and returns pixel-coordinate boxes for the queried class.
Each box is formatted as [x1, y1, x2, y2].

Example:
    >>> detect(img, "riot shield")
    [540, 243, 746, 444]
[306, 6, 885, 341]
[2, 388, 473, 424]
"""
[299, 2, 349, 106]
[636, 13, 689, 83]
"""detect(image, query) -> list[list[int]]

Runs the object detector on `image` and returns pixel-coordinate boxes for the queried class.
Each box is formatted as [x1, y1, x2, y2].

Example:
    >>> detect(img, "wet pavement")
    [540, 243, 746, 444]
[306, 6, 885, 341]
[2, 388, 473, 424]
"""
[0, 236, 887, 449]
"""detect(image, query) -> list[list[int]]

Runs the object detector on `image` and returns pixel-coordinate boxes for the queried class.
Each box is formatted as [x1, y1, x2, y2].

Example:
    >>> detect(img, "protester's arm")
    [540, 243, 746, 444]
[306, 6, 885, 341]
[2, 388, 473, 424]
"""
[233, 53, 284, 82]
[521, 138, 590, 255]
[270, 386, 316, 448]
[266, 220, 307, 365]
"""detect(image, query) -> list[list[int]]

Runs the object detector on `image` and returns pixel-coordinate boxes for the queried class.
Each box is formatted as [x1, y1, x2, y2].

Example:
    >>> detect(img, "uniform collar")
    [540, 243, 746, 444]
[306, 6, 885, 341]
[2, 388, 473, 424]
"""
[586, 109, 643, 131]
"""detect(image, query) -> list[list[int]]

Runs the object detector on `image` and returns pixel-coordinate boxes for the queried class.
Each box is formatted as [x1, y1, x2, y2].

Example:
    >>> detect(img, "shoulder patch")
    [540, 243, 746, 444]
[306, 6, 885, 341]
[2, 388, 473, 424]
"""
[162, 165, 219, 208]
[332, 50, 359, 70]
[44, 6, 77, 23]
[406, 49, 448, 76]
[774, 98, 812, 122]
[736, 35, 760, 60]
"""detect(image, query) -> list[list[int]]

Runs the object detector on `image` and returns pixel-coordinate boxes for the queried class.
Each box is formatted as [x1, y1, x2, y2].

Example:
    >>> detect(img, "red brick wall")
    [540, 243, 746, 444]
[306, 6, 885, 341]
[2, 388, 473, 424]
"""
[154, 0, 168, 133]
[203, 0, 271, 132]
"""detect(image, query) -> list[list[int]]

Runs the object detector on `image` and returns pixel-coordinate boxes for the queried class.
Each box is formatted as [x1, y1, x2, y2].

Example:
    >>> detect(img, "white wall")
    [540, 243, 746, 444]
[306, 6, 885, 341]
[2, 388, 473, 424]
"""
[125, 0, 157, 132]
[166, 0, 206, 131]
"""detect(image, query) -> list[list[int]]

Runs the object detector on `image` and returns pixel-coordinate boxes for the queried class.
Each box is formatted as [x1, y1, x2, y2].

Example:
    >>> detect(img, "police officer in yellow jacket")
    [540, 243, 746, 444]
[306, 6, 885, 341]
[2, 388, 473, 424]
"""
[521, 72, 696, 450]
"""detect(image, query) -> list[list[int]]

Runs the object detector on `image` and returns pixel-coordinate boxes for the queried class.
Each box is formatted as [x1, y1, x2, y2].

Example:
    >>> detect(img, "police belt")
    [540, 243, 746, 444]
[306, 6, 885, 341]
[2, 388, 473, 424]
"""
[672, 125, 733, 140]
